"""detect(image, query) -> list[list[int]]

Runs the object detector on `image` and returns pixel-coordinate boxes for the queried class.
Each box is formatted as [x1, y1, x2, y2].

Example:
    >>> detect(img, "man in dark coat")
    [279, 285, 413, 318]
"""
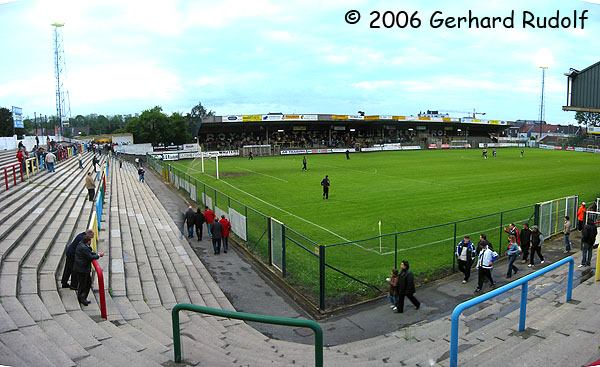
[185, 206, 195, 238]
[394, 260, 420, 313]
[321, 175, 330, 199]
[580, 221, 597, 268]
[211, 220, 223, 255]
[73, 235, 104, 305]
[519, 223, 532, 264]
[61, 229, 94, 289]
[194, 208, 205, 241]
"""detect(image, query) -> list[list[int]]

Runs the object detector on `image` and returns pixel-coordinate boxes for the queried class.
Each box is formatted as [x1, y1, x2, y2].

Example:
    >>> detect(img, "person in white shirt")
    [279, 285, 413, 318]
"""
[45, 151, 57, 173]
[475, 242, 495, 292]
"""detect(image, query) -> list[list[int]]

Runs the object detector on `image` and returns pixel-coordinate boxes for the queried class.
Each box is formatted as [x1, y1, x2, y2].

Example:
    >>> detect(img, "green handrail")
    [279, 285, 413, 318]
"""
[172, 303, 323, 366]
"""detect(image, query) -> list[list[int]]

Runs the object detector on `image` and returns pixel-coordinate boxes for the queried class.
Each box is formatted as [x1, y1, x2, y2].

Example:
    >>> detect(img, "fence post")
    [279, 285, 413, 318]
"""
[282, 225, 286, 278]
[172, 307, 182, 363]
[518, 282, 528, 332]
[245, 206, 249, 244]
[534, 204, 540, 226]
[319, 245, 326, 311]
[499, 212, 504, 247]
[267, 217, 272, 266]
[4, 168, 7, 190]
[452, 222, 457, 272]
[394, 234, 398, 270]
[214, 188, 217, 208]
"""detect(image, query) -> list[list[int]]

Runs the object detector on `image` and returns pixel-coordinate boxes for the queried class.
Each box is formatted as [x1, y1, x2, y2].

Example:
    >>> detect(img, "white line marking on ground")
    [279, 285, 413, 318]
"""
[237, 167, 288, 182]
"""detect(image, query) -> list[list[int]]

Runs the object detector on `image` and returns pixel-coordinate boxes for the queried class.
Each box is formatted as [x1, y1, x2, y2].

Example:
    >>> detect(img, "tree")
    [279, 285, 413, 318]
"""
[0, 107, 14, 137]
[187, 101, 215, 137]
[575, 112, 600, 127]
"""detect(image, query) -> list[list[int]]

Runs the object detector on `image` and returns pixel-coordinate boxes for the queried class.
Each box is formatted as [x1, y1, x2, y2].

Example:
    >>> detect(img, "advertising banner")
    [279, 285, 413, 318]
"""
[262, 114, 284, 121]
[222, 115, 243, 122]
[331, 115, 348, 120]
[242, 114, 262, 122]
[12, 106, 23, 128]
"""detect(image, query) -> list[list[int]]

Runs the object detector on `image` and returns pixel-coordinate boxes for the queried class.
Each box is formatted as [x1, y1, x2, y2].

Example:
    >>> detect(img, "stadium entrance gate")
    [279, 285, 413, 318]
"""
[535, 195, 578, 237]
[269, 218, 286, 276]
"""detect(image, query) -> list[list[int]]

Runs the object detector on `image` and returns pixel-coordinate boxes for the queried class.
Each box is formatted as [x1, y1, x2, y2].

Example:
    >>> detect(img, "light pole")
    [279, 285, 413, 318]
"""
[538, 66, 548, 144]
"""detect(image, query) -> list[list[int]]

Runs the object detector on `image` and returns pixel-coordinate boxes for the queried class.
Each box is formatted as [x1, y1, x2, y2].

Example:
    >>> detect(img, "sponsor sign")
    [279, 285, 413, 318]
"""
[428, 144, 438, 149]
[283, 114, 318, 121]
[364, 115, 379, 121]
[163, 153, 180, 161]
[587, 127, 600, 135]
[222, 115, 243, 122]
[12, 106, 23, 129]
[262, 114, 283, 121]
[331, 115, 348, 120]
[183, 143, 199, 151]
[441, 144, 451, 149]
[566, 146, 575, 151]
[281, 149, 307, 155]
[242, 114, 262, 122]
[348, 115, 364, 120]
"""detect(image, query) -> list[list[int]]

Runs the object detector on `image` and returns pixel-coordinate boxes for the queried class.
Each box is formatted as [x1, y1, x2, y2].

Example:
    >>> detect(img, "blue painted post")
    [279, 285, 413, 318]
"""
[519, 282, 528, 332]
[449, 308, 461, 367]
[567, 260, 574, 301]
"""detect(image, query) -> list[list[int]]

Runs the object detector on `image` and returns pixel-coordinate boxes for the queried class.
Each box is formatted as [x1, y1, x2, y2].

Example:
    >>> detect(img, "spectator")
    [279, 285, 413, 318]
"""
[78, 152, 83, 169]
[16, 148, 25, 174]
[73, 235, 104, 305]
[185, 206, 195, 238]
[577, 202, 586, 231]
[506, 235, 520, 278]
[92, 156, 99, 173]
[138, 167, 145, 183]
[520, 223, 532, 264]
[85, 172, 95, 202]
[219, 215, 232, 253]
[477, 233, 493, 255]
[386, 269, 399, 309]
[528, 226, 545, 267]
[203, 206, 216, 238]
[45, 151, 56, 173]
[579, 220, 597, 268]
[211, 219, 223, 255]
[61, 229, 94, 289]
[475, 242, 495, 292]
[564, 216, 572, 253]
[394, 260, 420, 313]
[194, 208, 205, 241]
[504, 223, 520, 245]
[455, 235, 476, 283]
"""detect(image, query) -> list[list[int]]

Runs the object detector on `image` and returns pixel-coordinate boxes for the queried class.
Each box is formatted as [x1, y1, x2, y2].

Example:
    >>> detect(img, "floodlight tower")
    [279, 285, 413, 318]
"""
[538, 66, 548, 143]
[52, 22, 69, 138]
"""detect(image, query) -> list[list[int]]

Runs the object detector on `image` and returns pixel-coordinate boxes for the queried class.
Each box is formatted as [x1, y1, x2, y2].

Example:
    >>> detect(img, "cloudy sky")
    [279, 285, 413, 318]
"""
[0, 0, 599, 123]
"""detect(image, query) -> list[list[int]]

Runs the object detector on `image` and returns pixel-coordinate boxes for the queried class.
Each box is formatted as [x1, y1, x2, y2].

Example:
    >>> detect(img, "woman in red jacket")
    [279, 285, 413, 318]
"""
[219, 215, 232, 253]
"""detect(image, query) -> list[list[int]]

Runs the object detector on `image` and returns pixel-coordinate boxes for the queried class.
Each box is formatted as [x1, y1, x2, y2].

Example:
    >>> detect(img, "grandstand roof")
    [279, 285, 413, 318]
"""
[563, 60, 600, 113]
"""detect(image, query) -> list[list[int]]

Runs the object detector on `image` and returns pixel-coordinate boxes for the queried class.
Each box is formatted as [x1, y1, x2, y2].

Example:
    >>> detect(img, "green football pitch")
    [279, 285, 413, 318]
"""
[168, 148, 600, 305]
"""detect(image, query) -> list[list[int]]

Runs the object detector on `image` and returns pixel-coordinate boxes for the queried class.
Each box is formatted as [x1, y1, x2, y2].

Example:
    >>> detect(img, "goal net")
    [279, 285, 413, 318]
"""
[242, 145, 271, 157]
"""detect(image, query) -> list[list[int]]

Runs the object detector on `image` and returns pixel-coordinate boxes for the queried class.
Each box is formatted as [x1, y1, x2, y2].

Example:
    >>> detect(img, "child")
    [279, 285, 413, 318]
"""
[386, 269, 399, 309]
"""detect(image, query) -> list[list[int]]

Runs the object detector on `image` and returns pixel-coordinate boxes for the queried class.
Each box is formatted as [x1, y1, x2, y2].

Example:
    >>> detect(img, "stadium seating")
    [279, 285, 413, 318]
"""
[0, 154, 597, 366]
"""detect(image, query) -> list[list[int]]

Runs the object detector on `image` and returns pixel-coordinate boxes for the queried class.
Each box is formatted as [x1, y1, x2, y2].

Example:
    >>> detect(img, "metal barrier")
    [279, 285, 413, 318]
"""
[171, 303, 323, 366]
[25, 157, 38, 178]
[449, 256, 575, 367]
[3, 163, 23, 190]
[91, 259, 107, 319]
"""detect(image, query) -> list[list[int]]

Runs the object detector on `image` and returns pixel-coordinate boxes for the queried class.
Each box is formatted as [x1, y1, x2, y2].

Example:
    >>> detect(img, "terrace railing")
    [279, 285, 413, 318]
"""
[449, 256, 575, 367]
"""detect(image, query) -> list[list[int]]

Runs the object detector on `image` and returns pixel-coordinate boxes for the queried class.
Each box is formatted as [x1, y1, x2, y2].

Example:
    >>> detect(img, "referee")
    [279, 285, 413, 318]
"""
[321, 175, 330, 199]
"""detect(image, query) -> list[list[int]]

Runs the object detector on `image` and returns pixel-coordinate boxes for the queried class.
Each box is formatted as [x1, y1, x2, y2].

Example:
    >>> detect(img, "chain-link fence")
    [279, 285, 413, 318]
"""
[145, 155, 578, 312]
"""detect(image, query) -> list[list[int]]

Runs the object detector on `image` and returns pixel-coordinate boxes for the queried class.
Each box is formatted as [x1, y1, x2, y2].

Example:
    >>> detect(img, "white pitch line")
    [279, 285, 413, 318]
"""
[237, 167, 288, 182]
[181, 165, 353, 243]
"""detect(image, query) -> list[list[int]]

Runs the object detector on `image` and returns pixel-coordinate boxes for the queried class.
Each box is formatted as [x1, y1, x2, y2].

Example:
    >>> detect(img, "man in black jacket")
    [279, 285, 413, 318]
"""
[194, 208, 205, 241]
[520, 223, 532, 264]
[394, 260, 420, 313]
[580, 221, 597, 268]
[73, 235, 104, 305]
[211, 220, 223, 255]
[61, 229, 94, 289]
[185, 206, 196, 238]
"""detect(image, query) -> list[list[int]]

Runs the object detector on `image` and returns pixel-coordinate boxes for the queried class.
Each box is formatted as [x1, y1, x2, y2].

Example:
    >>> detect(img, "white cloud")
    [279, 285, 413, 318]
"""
[263, 30, 295, 42]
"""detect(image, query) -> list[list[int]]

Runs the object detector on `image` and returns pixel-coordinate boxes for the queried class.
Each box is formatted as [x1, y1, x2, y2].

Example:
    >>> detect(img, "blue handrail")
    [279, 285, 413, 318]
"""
[449, 256, 574, 367]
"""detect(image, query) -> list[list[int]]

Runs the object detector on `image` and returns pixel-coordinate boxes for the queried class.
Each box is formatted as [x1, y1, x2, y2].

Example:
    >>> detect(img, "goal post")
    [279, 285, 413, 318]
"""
[198, 151, 220, 180]
[242, 145, 271, 157]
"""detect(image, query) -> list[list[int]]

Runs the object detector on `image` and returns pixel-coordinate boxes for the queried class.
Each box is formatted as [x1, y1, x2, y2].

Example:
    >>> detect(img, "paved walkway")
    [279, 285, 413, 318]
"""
[146, 167, 591, 346]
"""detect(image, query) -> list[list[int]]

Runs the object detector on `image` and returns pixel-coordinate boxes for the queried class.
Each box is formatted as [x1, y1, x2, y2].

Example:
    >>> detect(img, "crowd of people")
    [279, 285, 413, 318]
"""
[385, 202, 597, 311]
[15, 137, 69, 174]
[201, 130, 416, 151]
[184, 205, 232, 255]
